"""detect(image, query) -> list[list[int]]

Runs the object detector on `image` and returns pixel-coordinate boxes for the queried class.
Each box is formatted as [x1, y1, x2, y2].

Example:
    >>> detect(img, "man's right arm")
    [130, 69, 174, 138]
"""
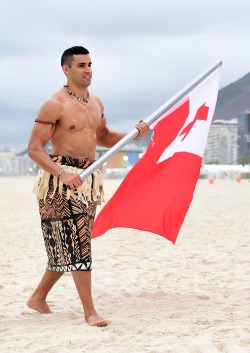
[28, 99, 63, 177]
[28, 99, 84, 190]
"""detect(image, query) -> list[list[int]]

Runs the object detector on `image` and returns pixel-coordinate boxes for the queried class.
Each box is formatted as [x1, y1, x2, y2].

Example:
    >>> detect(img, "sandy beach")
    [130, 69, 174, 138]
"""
[0, 177, 249, 353]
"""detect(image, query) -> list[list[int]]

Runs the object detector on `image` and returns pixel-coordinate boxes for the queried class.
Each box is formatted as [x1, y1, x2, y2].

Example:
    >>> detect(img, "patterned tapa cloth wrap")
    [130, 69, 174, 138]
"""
[33, 155, 104, 272]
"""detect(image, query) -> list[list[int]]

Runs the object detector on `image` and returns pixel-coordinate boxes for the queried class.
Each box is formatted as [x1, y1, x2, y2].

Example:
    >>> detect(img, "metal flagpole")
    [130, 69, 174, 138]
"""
[80, 60, 222, 179]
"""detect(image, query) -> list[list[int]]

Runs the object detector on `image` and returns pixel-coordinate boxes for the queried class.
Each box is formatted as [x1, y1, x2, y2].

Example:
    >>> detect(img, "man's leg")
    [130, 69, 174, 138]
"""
[27, 270, 64, 313]
[71, 271, 110, 326]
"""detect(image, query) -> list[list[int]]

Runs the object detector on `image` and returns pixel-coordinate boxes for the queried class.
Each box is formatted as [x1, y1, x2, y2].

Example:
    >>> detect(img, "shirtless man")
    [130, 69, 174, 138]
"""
[27, 46, 149, 327]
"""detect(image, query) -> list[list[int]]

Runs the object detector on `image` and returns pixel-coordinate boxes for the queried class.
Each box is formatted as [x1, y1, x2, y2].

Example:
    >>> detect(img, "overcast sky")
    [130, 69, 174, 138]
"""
[1, 0, 250, 152]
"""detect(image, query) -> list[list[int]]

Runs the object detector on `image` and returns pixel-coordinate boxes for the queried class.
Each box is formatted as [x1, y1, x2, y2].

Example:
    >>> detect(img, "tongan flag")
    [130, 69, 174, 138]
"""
[92, 65, 221, 243]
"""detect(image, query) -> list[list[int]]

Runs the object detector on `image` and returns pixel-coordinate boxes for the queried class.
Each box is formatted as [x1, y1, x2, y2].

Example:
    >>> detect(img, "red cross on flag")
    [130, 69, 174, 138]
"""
[91, 65, 221, 243]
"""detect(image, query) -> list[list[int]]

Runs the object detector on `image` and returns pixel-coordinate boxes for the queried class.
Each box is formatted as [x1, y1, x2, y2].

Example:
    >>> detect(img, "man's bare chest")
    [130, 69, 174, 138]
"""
[59, 101, 102, 132]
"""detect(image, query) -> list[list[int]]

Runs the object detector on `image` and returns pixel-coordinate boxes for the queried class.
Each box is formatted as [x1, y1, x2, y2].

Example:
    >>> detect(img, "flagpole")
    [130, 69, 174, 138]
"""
[80, 60, 222, 179]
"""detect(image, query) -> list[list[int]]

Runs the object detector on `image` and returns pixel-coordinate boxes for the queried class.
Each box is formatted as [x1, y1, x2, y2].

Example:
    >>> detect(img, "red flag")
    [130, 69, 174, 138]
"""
[92, 67, 221, 243]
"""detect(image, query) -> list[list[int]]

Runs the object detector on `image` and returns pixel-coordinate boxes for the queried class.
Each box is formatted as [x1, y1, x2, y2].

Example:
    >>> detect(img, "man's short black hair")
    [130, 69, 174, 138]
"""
[61, 46, 89, 67]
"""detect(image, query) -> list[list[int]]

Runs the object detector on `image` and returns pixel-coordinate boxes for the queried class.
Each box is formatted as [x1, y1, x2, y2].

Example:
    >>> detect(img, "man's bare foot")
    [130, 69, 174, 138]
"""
[85, 313, 111, 327]
[27, 296, 52, 314]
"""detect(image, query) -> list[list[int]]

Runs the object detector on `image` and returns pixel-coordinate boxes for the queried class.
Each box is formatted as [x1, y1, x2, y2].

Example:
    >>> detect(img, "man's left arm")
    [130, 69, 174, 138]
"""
[96, 115, 150, 148]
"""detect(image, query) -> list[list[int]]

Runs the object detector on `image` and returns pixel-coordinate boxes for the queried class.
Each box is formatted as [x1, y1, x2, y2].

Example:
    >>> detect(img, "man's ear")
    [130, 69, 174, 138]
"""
[62, 65, 69, 76]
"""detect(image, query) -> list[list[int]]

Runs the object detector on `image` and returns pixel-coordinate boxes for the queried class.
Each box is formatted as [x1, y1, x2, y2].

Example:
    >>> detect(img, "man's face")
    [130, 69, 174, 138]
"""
[64, 54, 92, 87]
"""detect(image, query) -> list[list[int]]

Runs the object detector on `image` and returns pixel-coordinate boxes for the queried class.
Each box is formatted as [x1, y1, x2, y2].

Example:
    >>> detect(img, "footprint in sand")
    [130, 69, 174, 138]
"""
[195, 341, 248, 353]
[196, 294, 210, 300]
[196, 342, 220, 353]
[220, 340, 247, 353]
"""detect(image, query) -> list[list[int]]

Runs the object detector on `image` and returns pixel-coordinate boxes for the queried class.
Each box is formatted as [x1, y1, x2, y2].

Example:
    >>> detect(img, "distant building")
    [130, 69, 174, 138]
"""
[0, 147, 16, 175]
[204, 119, 238, 165]
[96, 143, 145, 178]
[0, 147, 36, 176]
[238, 111, 250, 159]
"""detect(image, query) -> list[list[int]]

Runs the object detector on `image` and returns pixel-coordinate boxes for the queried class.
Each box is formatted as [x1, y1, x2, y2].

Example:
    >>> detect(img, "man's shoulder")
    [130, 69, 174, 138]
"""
[91, 94, 103, 110]
[37, 90, 65, 122]
[50, 88, 66, 104]
[41, 89, 65, 109]
[40, 98, 61, 113]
